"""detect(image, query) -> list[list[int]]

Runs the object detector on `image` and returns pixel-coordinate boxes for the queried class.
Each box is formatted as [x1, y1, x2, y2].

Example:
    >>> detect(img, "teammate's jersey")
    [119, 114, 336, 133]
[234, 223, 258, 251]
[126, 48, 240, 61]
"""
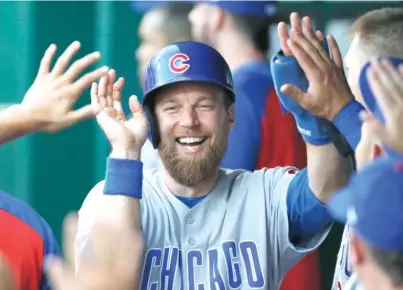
[332, 226, 355, 290]
[343, 273, 363, 290]
[221, 60, 307, 171]
[221, 60, 320, 290]
[76, 167, 330, 290]
[0, 191, 60, 290]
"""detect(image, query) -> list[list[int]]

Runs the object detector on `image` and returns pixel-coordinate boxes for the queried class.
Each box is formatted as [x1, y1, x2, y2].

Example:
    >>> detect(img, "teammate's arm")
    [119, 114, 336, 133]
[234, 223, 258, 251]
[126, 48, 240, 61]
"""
[76, 71, 147, 273]
[0, 41, 108, 146]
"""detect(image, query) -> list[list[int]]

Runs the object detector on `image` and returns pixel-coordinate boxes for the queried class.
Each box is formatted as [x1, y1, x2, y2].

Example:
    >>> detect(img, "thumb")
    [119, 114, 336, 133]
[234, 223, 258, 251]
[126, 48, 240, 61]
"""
[129, 95, 144, 117]
[64, 104, 101, 127]
[280, 84, 306, 103]
[45, 257, 75, 290]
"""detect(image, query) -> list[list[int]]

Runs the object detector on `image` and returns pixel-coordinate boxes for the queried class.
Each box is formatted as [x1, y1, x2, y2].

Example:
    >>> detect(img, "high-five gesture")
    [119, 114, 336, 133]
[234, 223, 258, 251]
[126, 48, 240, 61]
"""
[361, 59, 403, 153]
[21, 41, 108, 132]
[92, 69, 148, 158]
[278, 13, 354, 120]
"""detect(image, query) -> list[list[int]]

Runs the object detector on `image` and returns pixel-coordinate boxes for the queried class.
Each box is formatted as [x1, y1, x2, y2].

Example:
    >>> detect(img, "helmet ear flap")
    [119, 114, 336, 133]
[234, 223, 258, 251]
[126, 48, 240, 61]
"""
[144, 105, 160, 149]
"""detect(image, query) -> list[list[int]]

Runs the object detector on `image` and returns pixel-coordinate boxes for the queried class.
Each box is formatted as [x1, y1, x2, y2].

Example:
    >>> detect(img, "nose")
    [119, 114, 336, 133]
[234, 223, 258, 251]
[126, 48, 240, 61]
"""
[179, 106, 200, 129]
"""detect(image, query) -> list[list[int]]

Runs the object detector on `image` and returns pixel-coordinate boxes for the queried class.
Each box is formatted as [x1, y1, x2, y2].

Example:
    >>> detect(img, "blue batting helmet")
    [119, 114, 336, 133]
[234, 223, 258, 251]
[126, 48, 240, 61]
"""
[142, 40, 234, 149]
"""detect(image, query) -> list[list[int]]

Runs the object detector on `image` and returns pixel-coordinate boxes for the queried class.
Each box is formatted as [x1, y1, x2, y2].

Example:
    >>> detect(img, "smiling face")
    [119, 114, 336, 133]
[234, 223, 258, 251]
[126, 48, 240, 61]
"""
[154, 81, 234, 186]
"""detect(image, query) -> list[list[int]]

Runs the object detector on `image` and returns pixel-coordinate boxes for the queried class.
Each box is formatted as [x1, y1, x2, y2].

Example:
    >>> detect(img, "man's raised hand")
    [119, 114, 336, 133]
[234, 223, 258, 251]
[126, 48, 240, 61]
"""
[92, 69, 148, 158]
[21, 41, 108, 132]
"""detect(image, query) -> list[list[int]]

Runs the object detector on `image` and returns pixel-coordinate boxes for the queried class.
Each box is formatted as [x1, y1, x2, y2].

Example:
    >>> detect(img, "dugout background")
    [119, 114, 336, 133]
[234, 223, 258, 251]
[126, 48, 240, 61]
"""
[0, 1, 401, 289]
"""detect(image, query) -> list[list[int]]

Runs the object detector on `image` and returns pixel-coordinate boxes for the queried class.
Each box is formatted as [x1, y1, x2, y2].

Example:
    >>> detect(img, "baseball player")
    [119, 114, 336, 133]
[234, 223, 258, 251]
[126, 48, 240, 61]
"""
[131, 1, 194, 170]
[0, 41, 108, 290]
[328, 156, 403, 290]
[75, 40, 352, 290]
[188, 3, 318, 288]
[269, 8, 403, 290]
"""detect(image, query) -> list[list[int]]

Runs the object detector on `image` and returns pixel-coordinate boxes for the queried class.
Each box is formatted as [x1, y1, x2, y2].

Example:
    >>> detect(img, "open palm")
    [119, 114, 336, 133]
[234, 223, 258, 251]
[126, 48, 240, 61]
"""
[91, 70, 148, 153]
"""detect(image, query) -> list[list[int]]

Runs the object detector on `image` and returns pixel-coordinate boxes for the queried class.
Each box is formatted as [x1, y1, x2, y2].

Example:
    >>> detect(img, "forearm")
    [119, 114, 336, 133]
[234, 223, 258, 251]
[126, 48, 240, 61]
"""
[0, 105, 39, 145]
[100, 150, 142, 230]
[306, 142, 352, 204]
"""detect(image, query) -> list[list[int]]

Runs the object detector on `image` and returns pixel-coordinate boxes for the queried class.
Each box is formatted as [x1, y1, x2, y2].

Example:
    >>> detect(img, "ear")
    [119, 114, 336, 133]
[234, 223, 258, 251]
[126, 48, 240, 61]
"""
[370, 143, 384, 161]
[227, 103, 235, 129]
[350, 232, 366, 269]
[211, 6, 225, 31]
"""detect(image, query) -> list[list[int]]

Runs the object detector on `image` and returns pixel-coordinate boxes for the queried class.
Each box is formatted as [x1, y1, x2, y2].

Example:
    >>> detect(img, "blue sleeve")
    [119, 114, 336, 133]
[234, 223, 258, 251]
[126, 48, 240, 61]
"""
[286, 168, 333, 241]
[221, 91, 261, 171]
[40, 219, 61, 290]
[332, 100, 365, 150]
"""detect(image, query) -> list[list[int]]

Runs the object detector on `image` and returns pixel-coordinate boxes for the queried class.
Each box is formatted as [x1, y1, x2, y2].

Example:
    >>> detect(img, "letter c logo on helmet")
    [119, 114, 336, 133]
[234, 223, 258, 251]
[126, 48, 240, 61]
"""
[169, 53, 190, 73]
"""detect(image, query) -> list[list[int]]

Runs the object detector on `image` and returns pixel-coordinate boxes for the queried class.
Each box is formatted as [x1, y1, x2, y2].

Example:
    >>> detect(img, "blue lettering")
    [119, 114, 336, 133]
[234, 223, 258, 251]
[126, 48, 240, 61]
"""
[240, 242, 264, 288]
[208, 249, 225, 290]
[141, 249, 162, 290]
[222, 241, 242, 289]
[161, 247, 179, 289]
[188, 250, 205, 290]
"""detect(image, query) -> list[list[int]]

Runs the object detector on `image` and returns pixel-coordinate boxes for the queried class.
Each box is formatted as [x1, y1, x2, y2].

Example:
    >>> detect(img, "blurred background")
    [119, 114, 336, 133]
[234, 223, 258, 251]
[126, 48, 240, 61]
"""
[0, 1, 402, 289]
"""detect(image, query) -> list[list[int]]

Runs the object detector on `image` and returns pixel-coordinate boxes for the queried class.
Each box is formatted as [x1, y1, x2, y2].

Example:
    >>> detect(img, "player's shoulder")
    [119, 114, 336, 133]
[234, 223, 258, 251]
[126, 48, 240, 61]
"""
[221, 166, 299, 186]
[0, 190, 57, 246]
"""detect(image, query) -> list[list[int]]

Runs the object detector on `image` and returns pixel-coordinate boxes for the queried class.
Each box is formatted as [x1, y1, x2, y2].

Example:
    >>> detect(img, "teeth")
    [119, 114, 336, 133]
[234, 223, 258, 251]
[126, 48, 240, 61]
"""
[178, 137, 205, 144]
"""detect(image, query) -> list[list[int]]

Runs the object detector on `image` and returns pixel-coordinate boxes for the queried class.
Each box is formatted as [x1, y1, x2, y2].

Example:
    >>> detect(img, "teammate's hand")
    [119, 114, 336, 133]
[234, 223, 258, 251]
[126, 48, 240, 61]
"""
[279, 13, 354, 120]
[360, 59, 403, 153]
[21, 41, 108, 132]
[92, 69, 148, 156]
[46, 212, 144, 290]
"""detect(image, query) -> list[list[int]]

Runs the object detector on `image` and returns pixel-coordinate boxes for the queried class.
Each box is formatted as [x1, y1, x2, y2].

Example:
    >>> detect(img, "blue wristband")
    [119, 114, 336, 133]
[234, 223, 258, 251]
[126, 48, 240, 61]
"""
[103, 158, 143, 199]
[332, 100, 365, 150]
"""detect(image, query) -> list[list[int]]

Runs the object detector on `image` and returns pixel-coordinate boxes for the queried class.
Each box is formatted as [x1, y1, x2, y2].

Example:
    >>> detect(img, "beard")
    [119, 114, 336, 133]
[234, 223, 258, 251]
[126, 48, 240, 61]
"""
[159, 136, 226, 187]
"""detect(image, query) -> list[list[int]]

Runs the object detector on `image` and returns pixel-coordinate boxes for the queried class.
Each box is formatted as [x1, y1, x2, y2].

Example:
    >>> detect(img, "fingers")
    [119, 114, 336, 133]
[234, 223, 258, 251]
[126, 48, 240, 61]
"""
[301, 16, 329, 64]
[327, 35, 343, 69]
[91, 82, 100, 107]
[113, 77, 127, 121]
[52, 41, 81, 76]
[129, 95, 144, 117]
[290, 12, 303, 32]
[106, 70, 116, 107]
[286, 38, 318, 80]
[63, 51, 102, 83]
[97, 75, 108, 108]
[37, 44, 57, 77]
[280, 84, 307, 103]
[291, 28, 327, 71]
[278, 22, 292, 56]
[369, 60, 396, 108]
[72, 66, 109, 97]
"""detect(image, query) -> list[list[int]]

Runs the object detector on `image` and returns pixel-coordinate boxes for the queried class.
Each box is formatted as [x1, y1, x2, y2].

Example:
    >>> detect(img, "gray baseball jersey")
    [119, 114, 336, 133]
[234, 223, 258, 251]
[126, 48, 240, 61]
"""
[76, 166, 330, 290]
[332, 226, 354, 290]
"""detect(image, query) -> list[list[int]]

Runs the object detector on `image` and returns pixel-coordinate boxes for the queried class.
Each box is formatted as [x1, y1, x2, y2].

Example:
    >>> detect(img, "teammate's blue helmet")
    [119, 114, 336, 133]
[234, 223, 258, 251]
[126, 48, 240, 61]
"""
[142, 40, 234, 149]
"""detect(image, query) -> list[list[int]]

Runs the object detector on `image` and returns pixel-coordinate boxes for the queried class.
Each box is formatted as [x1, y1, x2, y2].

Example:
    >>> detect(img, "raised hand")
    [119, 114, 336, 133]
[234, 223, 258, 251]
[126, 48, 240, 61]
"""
[45, 212, 144, 290]
[361, 59, 403, 153]
[21, 41, 108, 132]
[278, 13, 354, 120]
[92, 69, 148, 158]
